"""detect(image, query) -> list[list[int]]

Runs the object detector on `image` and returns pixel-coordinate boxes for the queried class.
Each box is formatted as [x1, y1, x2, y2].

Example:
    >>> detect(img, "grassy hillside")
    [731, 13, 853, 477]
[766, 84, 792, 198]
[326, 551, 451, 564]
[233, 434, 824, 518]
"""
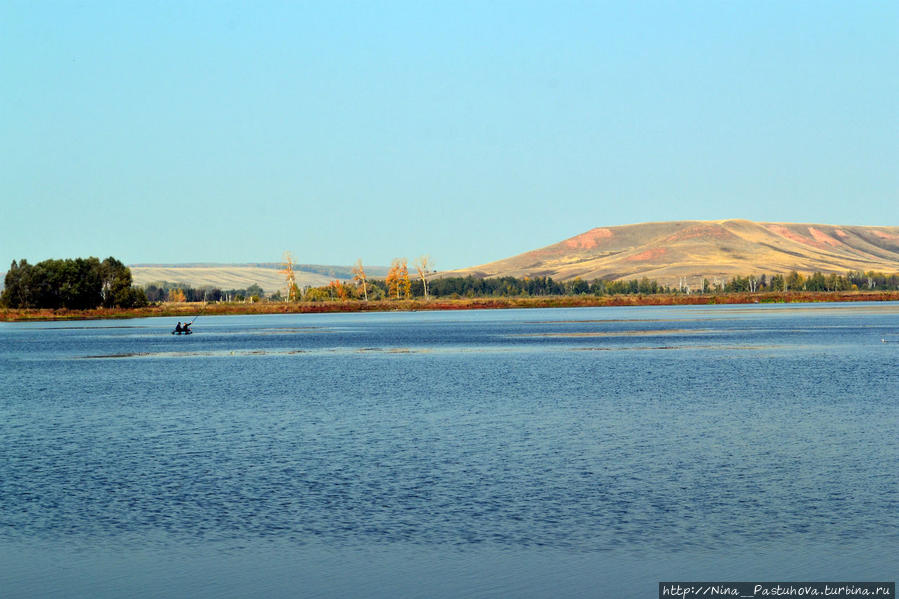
[129, 263, 389, 294]
[441, 220, 899, 285]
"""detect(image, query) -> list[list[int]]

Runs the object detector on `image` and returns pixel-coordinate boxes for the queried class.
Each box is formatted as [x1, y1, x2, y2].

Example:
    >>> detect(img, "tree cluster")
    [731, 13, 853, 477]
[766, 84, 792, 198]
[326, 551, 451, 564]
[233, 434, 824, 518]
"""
[294, 270, 899, 301]
[2, 257, 148, 309]
[138, 268, 899, 305]
[721, 270, 899, 293]
[143, 282, 265, 303]
[425, 276, 666, 297]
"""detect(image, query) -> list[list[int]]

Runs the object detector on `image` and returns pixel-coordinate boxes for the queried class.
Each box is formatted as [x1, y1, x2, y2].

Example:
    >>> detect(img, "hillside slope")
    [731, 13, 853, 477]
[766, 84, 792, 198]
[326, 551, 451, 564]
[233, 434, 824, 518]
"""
[130, 263, 389, 294]
[441, 220, 899, 286]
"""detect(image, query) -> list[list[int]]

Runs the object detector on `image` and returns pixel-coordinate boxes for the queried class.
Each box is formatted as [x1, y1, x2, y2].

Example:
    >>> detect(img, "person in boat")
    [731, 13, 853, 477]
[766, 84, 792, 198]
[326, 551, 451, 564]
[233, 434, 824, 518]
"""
[183, 322, 191, 334]
[174, 322, 183, 333]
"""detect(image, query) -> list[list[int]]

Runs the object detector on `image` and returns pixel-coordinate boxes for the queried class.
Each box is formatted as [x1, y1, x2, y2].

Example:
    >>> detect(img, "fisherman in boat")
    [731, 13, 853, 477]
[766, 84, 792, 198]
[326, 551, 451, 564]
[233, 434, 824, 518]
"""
[183, 322, 191, 334]
[174, 322, 183, 333]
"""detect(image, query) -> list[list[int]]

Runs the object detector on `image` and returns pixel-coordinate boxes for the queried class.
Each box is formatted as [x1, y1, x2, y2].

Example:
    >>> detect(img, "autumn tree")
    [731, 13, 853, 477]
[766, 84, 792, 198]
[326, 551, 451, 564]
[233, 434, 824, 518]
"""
[304, 287, 330, 301]
[386, 259, 401, 299]
[413, 255, 433, 301]
[280, 252, 298, 301]
[386, 258, 412, 299]
[399, 259, 411, 298]
[328, 280, 351, 300]
[352, 258, 368, 301]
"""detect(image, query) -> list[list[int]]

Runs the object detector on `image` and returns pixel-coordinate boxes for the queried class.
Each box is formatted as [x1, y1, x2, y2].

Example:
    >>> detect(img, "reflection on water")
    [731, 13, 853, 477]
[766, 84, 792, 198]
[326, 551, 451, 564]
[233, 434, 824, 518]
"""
[1, 303, 898, 598]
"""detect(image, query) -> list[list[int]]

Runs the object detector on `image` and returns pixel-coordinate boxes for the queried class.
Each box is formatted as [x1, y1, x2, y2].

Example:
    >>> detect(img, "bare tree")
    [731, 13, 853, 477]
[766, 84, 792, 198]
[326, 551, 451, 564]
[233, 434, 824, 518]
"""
[280, 251, 298, 301]
[413, 255, 433, 301]
[352, 258, 368, 301]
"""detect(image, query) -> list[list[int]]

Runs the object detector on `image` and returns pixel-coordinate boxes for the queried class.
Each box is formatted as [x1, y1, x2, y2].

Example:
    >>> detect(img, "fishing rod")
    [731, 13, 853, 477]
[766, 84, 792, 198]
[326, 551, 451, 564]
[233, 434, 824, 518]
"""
[187, 302, 207, 325]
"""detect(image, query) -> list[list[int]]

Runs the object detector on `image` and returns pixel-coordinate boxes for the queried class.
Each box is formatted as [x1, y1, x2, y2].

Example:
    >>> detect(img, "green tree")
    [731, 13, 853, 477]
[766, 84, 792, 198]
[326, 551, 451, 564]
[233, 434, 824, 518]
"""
[786, 271, 805, 291]
[99, 257, 141, 307]
[805, 272, 827, 291]
[568, 277, 590, 294]
[769, 274, 786, 292]
[246, 283, 264, 299]
[2, 256, 147, 309]
[2, 260, 33, 308]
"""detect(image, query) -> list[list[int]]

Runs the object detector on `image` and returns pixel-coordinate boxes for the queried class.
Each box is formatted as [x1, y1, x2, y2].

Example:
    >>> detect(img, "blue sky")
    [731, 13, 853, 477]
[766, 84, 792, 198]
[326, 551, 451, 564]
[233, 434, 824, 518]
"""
[2, 1, 896, 270]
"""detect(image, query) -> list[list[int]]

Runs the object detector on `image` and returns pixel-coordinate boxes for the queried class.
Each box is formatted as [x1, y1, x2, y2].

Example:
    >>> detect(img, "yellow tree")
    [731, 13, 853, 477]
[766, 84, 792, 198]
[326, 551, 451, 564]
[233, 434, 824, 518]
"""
[327, 280, 348, 300]
[413, 255, 433, 301]
[352, 258, 368, 301]
[386, 259, 401, 299]
[327, 280, 353, 300]
[399, 258, 411, 299]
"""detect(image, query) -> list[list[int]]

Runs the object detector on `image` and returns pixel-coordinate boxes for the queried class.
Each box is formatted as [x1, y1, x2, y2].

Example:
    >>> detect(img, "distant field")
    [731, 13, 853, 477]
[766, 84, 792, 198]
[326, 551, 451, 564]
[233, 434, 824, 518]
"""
[1, 263, 388, 295]
[130, 264, 345, 294]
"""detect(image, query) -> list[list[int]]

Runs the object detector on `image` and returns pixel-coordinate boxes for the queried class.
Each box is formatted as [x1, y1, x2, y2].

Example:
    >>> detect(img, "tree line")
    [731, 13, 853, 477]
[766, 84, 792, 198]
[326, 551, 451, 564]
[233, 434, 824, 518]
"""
[183, 268, 899, 303]
[308, 269, 899, 301]
[6, 256, 899, 310]
[2, 257, 148, 309]
[143, 282, 264, 303]
[720, 271, 899, 293]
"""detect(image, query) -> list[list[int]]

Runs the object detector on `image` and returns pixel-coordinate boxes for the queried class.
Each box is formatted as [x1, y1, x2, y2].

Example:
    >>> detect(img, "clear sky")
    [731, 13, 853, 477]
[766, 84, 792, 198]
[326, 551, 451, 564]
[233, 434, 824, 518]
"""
[2, 1, 897, 270]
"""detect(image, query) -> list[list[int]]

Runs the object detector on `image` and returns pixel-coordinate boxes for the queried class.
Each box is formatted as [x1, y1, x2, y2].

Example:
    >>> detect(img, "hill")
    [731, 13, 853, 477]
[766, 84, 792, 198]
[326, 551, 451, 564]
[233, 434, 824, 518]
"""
[129, 263, 389, 295]
[440, 220, 899, 286]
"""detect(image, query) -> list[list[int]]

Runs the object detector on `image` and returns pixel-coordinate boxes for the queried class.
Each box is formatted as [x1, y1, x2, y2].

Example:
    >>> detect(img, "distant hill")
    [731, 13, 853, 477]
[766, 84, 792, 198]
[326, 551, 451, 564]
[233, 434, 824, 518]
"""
[440, 220, 899, 286]
[130, 263, 389, 295]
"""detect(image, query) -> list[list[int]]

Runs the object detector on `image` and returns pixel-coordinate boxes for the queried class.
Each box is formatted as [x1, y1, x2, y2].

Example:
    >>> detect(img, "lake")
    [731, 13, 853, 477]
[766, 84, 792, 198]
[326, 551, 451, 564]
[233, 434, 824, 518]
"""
[1, 303, 897, 598]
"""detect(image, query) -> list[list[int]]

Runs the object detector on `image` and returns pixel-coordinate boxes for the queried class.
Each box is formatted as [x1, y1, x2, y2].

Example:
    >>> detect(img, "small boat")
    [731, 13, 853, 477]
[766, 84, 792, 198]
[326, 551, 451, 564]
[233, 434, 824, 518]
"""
[172, 329, 192, 335]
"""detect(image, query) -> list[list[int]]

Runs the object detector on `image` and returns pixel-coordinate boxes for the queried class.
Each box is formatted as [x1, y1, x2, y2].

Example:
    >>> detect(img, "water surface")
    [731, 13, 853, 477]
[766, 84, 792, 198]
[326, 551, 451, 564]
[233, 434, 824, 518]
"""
[1, 303, 897, 597]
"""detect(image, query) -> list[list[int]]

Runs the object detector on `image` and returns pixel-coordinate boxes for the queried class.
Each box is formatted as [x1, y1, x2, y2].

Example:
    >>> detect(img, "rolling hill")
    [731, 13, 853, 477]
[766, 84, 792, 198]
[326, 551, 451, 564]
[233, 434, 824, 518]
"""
[129, 263, 389, 295]
[441, 220, 899, 286]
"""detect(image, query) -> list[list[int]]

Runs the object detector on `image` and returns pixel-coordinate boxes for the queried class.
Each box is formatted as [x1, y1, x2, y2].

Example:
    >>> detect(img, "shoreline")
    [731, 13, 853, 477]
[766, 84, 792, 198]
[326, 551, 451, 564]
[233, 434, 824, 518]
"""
[3, 290, 899, 321]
